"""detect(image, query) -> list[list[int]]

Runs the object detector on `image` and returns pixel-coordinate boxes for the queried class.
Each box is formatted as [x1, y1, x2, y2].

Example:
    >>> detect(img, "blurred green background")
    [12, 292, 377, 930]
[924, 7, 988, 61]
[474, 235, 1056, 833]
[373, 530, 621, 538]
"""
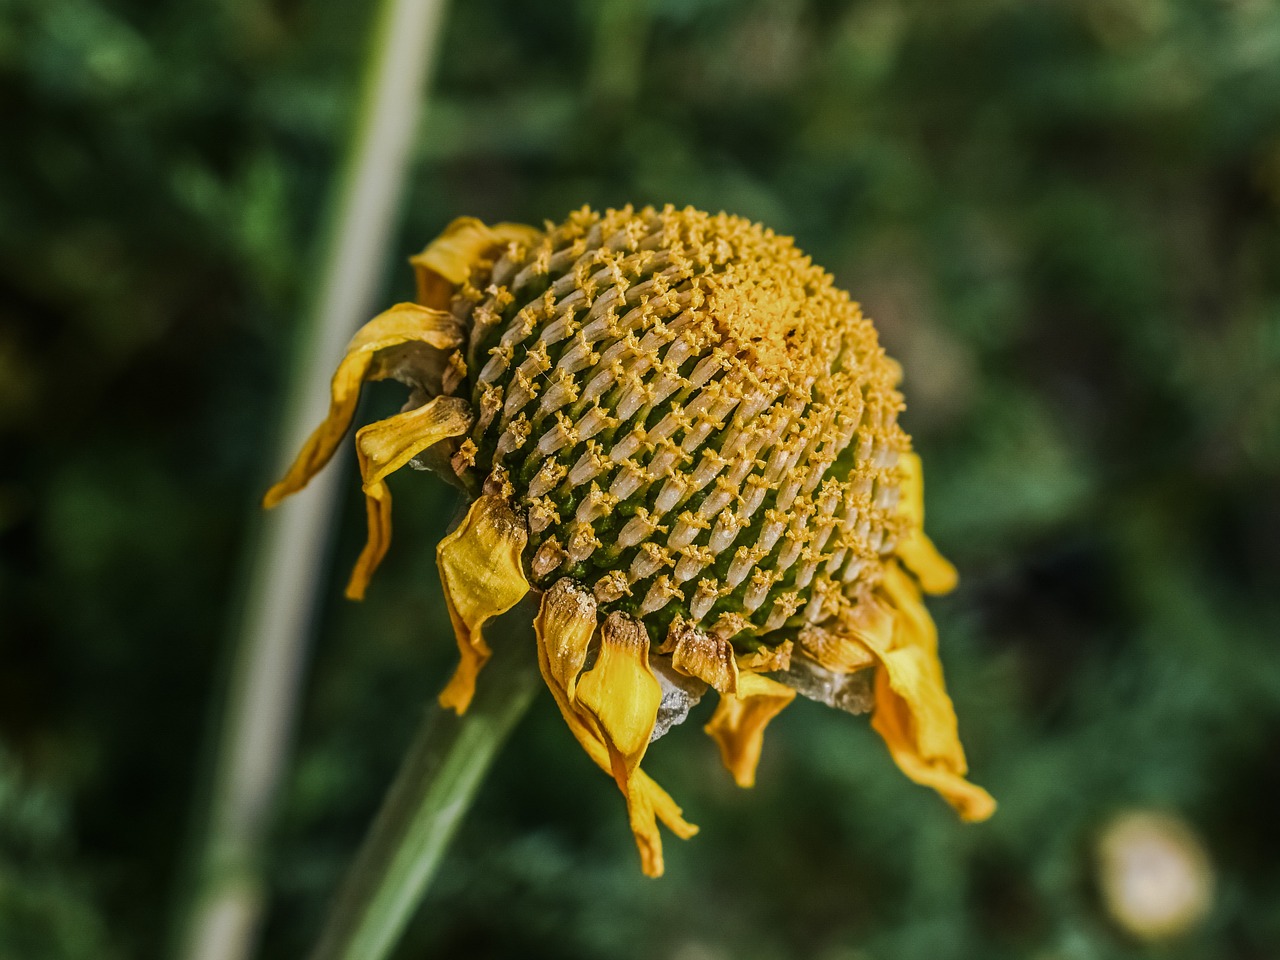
[4, 0, 1280, 957]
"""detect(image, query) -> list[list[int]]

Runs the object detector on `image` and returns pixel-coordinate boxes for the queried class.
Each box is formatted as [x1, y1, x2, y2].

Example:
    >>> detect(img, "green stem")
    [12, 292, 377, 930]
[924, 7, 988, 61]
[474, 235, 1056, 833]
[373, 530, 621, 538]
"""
[173, 1, 451, 958]
[309, 633, 541, 960]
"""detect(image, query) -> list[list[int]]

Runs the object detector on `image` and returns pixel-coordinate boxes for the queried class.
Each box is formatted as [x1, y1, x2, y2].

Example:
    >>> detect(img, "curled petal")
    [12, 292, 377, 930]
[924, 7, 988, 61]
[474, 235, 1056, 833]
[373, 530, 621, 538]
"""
[436, 495, 530, 714]
[344, 396, 472, 599]
[863, 563, 996, 822]
[534, 593, 696, 877]
[537, 578, 597, 701]
[704, 673, 796, 788]
[411, 218, 541, 310]
[895, 451, 958, 596]
[622, 779, 666, 878]
[870, 667, 995, 822]
[574, 613, 662, 789]
[263, 303, 463, 508]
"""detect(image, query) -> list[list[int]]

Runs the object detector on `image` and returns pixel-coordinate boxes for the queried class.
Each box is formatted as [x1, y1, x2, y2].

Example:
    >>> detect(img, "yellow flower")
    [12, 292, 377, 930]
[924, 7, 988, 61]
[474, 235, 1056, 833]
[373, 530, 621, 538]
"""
[266, 205, 995, 877]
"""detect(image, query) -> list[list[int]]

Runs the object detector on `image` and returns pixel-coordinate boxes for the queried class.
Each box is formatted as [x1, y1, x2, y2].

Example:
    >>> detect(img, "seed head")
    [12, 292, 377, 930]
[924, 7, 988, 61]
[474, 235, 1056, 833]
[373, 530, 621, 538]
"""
[266, 205, 994, 876]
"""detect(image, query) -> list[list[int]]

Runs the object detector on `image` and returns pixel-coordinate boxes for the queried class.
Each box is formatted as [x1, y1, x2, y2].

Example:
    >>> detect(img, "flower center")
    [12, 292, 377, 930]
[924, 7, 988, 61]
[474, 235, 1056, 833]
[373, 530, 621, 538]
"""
[443, 205, 909, 648]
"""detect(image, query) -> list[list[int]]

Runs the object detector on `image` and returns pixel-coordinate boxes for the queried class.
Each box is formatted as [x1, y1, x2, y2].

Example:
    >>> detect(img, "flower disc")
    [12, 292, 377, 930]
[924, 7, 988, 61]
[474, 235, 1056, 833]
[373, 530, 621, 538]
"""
[439, 205, 909, 653]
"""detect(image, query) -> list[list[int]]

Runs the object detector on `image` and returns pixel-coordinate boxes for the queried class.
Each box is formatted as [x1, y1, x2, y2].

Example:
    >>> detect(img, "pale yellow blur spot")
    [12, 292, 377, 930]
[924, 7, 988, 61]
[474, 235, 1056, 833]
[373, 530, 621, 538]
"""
[1097, 810, 1214, 940]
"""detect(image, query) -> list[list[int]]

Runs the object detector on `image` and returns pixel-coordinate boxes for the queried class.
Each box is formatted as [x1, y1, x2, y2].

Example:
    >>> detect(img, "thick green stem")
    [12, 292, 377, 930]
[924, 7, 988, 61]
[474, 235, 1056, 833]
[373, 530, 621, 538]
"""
[309, 634, 541, 960]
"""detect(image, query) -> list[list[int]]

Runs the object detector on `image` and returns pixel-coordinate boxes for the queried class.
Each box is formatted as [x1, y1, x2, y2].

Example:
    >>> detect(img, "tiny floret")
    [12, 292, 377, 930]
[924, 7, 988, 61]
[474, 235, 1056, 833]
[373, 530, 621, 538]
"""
[266, 206, 995, 877]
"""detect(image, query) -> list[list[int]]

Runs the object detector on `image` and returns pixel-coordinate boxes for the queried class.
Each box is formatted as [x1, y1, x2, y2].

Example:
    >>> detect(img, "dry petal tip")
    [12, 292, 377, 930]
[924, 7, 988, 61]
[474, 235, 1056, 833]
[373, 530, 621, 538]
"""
[662, 617, 739, 696]
[537, 578, 598, 701]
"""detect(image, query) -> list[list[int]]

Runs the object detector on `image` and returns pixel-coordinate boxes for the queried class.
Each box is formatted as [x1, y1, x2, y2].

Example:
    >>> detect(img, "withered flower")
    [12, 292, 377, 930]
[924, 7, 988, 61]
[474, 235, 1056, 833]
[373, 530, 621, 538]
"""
[266, 205, 995, 876]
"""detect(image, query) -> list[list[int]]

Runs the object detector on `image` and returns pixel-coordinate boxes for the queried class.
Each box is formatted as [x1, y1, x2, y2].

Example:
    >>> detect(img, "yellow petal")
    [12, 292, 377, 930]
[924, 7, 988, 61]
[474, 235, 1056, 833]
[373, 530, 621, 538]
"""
[263, 302, 463, 508]
[344, 396, 472, 600]
[574, 613, 662, 790]
[871, 666, 995, 822]
[863, 563, 996, 822]
[536, 578, 598, 700]
[435, 495, 530, 714]
[411, 218, 541, 310]
[879, 562, 938, 655]
[346, 300, 464, 354]
[644, 776, 699, 841]
[895, 451, 958, 596]
[661, 618, 739, 695]
[842, 594, 898, 651]
[622, 775, 666, 878]
[704, 672, 796, 788]
[533, 587, 696, 877]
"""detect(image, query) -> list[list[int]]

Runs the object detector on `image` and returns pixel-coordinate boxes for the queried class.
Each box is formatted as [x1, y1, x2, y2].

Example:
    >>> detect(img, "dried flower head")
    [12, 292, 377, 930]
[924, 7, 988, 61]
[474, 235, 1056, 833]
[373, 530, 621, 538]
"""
[266, 205, 995, 876]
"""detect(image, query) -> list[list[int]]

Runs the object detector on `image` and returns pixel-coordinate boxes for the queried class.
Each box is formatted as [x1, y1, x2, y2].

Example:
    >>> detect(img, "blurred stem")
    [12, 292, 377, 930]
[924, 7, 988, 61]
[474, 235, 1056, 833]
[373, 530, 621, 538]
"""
[587, 0, 651, 108]
[175, 2, 451, 960]
[310, 634, 540, 960]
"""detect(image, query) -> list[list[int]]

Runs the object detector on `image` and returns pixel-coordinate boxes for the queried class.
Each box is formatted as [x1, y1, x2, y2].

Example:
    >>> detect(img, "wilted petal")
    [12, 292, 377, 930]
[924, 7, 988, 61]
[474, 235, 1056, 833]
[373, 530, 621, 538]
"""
[704, 672, 796, 788]
[798, 621, 878, 675]
[536, 578, 597, 700]
[894, 452, 958, 596]
[410, 217, 540, 309]
[534, 592, 696, 877]
[660, 617, 739, 695]
[345, 396, 471, 599]
[436, 495, 530, 714]
[863, 563, 995, 822]
[263, 302, 463, 508]
[735, 639, 792, 673]
[574, 613, 662, 788]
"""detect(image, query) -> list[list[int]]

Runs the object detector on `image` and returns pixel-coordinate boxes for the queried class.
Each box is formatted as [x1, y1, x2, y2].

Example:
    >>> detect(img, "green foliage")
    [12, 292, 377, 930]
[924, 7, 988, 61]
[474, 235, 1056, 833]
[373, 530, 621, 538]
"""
[3, 0, 1279, 957]
[0, 749, 113, 960]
